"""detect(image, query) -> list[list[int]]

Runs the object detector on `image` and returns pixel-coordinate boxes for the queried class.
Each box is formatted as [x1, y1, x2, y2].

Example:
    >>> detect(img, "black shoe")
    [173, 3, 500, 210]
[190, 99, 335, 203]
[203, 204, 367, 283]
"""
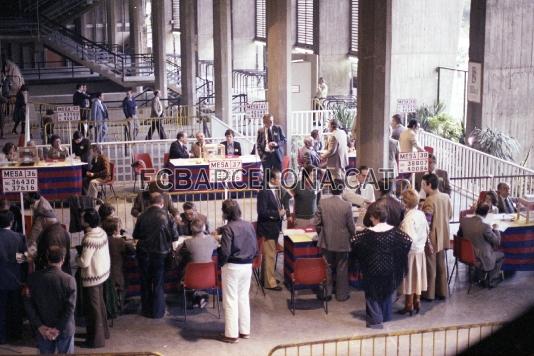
[336, 295, 350, 302]
[436, 296, 446, 301]
[265, 285, 282, 291]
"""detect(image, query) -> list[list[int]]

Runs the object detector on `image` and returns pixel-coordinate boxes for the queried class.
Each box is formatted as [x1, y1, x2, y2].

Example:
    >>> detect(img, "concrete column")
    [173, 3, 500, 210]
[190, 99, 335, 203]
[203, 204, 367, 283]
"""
[129, 0, 145, 81]
[213, 0, 232, 123]
[356, 0, 392, 171]
[151, 0, 169, 98]
[266, 0, 291, 139]
[79, 13, 90, 38]
[465, 0, 486, 136]
[106, 0, 117, 47]
[318, 0, 351, 96]
[180, 0, 198, 107]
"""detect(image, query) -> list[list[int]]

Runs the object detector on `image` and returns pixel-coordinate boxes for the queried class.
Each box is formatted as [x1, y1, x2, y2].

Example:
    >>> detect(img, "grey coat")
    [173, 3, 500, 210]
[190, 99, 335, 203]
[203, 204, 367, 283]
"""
[458, 215, 501, 271]
[314, 195, 356, 252]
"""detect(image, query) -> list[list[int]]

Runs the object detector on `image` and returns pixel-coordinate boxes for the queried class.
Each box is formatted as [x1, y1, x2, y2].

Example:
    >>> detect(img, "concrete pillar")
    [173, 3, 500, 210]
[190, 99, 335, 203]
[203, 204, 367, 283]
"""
[318, 0, 351, 96]
[129, 0, 145, 82]
[180, 0, 198, 107]
[213, 0, 232, 123]
[106, 0, 117, 47]
[231, 0, 256, 70]
[266, 0, 291, 139]
[356, 0, 392, 171]
[151, 0, 169, 98]
[465, 0, 486, 136]
[79, 13, 90, 38]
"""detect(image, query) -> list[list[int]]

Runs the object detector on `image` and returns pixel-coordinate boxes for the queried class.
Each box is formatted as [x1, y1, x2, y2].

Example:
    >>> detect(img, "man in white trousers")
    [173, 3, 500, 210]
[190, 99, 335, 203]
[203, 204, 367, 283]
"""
[215, 200, 258, 343]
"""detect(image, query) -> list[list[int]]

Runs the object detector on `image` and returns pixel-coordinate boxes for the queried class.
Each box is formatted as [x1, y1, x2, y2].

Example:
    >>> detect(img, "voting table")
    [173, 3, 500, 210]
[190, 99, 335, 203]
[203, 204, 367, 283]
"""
[0, 160, 85, 201]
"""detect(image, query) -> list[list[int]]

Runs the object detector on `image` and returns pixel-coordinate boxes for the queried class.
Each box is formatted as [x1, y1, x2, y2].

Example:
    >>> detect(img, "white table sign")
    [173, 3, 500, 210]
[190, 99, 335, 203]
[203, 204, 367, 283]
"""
[2, 169, 38, 193]
[398, 151, 429, 174]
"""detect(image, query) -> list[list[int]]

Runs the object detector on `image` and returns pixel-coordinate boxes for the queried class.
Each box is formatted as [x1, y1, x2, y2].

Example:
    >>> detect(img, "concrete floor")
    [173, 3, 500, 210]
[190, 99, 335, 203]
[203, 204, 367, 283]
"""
[2, 260, 534, 356]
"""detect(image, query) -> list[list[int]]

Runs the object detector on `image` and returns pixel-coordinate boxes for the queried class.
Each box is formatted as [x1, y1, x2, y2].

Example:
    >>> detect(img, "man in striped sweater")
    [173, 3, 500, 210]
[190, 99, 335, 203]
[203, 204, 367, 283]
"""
[76, 209, 110, 348]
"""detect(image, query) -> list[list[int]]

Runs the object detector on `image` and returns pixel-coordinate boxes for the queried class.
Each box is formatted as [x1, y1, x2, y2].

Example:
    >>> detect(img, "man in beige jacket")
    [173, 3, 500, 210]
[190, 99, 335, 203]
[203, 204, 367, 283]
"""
[421, 173, 452, 301]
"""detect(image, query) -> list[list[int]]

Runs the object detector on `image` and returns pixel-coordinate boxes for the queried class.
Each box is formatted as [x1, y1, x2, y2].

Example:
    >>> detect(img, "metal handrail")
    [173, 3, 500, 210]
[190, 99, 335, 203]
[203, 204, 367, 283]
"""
[268, 321, 503, 356]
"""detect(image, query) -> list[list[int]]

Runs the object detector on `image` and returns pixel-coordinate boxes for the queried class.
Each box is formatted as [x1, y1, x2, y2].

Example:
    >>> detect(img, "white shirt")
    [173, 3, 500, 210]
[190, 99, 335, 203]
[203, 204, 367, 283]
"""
[359, 184, 376, 203]
[315, 83, 328, 99]
[400, 208, 429, 252]
[368, 222, 394, 232]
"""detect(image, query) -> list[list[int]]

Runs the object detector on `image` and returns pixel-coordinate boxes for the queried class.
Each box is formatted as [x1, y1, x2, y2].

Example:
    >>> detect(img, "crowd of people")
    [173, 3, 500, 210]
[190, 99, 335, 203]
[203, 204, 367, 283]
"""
[0, 83, 524, 353]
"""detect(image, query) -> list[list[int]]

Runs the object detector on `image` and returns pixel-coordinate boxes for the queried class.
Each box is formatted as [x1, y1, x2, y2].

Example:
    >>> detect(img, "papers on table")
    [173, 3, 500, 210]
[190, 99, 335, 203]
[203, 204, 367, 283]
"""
[283, 229, 317, 243]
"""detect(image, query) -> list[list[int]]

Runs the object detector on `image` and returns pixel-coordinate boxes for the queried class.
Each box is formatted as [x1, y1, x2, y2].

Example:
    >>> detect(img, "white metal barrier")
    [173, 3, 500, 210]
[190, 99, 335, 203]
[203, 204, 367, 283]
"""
[419, 131, 534, 178]
[36, 136, 253, 184]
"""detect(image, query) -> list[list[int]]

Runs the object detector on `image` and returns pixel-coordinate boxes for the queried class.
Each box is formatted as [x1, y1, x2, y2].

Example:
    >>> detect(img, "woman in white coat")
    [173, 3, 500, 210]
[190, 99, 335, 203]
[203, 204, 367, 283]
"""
[399, 188, 429, 315]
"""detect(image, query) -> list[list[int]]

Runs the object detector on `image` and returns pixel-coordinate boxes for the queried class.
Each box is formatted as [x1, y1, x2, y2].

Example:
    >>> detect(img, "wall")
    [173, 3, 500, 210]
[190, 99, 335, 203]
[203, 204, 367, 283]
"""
[231, 0, 256, 69]
[197, 0, 214, 60]
[390, 0, 465, 118]
[480, 0, 534, 168]
[318, 0, 351, 96]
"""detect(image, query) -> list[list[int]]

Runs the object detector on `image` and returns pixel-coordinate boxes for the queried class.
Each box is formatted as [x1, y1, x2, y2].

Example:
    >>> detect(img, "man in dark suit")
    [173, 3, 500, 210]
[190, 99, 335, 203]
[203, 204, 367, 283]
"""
[458, 203, 504, 287]
[314, 179, 356, 301]
[169, 131, 190, 159]
[496, 182, 516, 214]
[72, 83, 91, 135]
[24, 246, 76, 354]
[0, 209, 26, 344]
[220, 129, 242, 156]
[257, 169, 289, 291]
[256, 114, 286, 172]
[363, 179, 405, 228]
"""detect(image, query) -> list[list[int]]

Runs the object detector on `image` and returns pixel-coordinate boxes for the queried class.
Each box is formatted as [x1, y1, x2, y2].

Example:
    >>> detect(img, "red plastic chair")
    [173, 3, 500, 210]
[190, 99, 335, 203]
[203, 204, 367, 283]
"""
[449, 235, 488, 294]
[290, 257, 328, 315]
[182, 261, 220, 321]
[132, 153, 153, 191]
[99, 162, 117, 199]
[253, 238, 265, 296]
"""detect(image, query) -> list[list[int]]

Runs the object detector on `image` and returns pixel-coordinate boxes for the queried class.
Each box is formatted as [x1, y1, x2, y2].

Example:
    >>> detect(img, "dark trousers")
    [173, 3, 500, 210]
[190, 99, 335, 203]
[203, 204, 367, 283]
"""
[488, 251, 505, 281]
[137, 252, 167, 319]
[0, 289, 23, 343]
[321, 249, 349, 300]
[83, 284, 109, 348]
[146, 120, 166, 140]
[261, 155, 282, 173]
[36, 332, 74, 354]
[365, 291, 394, 328]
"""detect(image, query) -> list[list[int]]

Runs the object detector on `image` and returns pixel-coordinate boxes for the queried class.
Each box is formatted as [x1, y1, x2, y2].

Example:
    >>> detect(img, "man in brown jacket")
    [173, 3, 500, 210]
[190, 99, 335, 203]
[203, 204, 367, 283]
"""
[421, 173, 452, 301]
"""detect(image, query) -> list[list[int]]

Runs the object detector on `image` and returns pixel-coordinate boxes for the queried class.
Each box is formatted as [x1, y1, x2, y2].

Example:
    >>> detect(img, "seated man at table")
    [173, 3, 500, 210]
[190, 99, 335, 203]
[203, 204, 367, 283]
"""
[457, 202, 504, 288]
[191, 131, 206, 159]
[220, 129, 241, 156]
[47, 135, 68, 160]
[83, 145, 111, 199]
[177, 216, 218, 308]
[342, 166, 376, 207]
[178, 202, 210, 235]
[72, 131, 91, 164]
[496, 182, 517, 214]
[169, 131, 190, 159]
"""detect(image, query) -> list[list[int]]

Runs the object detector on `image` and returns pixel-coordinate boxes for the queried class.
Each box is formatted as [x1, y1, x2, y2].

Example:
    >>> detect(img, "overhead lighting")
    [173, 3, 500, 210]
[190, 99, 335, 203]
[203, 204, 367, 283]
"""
[254, 40, 266, 46]
[291, 59, 304, 63]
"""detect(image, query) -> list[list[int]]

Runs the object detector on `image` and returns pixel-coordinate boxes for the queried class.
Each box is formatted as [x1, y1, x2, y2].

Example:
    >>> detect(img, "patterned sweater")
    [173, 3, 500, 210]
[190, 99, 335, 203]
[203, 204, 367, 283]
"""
[76, 227, 110, 287]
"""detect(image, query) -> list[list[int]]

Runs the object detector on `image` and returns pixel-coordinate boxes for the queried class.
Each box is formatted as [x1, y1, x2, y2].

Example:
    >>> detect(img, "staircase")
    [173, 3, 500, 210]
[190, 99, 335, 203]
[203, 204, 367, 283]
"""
[39, 17, 156, 87]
